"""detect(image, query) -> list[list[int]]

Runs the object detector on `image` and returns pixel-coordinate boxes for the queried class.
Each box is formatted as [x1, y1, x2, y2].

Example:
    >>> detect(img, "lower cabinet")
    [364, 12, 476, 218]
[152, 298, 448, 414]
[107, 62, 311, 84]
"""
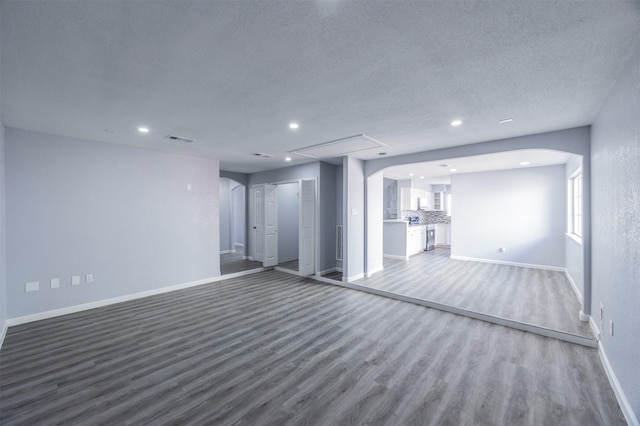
[407, 226, 426, 256]
[435, 224, 451, 247]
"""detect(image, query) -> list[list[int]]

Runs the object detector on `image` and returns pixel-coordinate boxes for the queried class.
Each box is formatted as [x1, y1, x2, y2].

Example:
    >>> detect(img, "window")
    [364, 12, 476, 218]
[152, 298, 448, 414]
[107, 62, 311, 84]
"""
[568, 168, 582, 240]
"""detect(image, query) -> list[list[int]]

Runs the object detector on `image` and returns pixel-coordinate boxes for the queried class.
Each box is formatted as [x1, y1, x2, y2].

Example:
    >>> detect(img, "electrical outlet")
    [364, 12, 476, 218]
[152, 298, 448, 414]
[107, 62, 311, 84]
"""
[50, 278, 60, 289]
[86, 274, 93, 283]
[71, 275, 81, 286]
[609, 320, 614, 336]
[25, 281, 39, 292]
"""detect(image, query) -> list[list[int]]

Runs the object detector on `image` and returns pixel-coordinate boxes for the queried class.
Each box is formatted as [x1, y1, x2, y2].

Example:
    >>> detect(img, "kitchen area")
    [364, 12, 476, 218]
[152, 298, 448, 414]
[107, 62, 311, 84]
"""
[383, 176, 451, 260]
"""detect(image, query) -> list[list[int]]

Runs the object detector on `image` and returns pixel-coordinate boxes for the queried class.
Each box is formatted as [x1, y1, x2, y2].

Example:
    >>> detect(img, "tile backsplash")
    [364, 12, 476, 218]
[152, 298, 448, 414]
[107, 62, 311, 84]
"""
[401, 210, 451, 224]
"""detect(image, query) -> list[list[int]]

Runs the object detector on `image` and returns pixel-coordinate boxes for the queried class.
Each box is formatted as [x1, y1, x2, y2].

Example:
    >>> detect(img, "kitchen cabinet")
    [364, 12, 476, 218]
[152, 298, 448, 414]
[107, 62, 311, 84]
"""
[384, 222, 426, 259]
[435, 224, 451, 247]
[400, 187, 424, 210]
[407, 225, 426, 256]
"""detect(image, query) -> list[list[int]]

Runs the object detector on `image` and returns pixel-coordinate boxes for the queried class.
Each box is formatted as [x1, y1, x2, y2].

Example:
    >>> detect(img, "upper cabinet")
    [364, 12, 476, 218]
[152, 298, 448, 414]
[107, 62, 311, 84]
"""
[400, 187, 422, 210]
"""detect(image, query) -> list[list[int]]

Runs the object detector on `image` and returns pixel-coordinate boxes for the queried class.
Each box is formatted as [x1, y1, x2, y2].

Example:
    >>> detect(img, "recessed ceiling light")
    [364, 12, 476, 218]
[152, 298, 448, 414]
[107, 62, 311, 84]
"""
[450, 120, 463, 127]
[409, 173, 414, 177]
[138, 127, 150, 133]
[520, 161, 530, 166]
[289, 122, 299, 129]
[420, 176, 425, 179]
[285, 157, 292, 162]
[499, 118, 514, 124]
[450, 168, 458, 172]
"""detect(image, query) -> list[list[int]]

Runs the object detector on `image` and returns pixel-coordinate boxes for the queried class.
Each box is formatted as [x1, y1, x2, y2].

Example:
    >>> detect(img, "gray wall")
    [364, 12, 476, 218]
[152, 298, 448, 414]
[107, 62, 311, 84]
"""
[591, 44, 640, 421]
[382, 178, 397, 219]
[5, 128, 220, 318]
[565, 155, 584, 302]
[319, 162, 337, 273]
[0, 3, 6, 338]
[232, 185, 245, 246]
[277, 182, 299, 263]
[451, 165, 566, 267]
[344, 157, 365, 280]
[219, 178, 232, 252]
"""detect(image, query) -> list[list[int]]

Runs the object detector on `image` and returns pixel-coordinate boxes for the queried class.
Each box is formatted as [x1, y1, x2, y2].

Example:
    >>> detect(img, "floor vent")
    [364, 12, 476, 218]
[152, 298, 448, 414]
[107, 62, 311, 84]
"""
[336, 225, 343, 261]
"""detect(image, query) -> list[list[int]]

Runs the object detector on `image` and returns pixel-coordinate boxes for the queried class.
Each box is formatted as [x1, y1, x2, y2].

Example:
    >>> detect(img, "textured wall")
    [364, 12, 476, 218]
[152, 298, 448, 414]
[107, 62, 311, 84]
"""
[451, 165, 566, 267]
[565, 156, 584, 302]
[344, 157, 365, 280]
[219, 178, 232, 252]
[276, 182, 299, 263]
[6, 128, 220, 318]
[591, 44, 640, 421]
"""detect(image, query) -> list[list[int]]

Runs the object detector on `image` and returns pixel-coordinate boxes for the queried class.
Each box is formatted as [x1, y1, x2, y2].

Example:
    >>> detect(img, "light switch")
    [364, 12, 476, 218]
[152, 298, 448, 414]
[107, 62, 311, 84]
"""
[86, 274, 93, 283]
[72, 276, 80, 286]
[50, 278, 60, 289]
[186, 183, 192, 192]
[26, 281, 39, 292]
[351, 208, 358, 216]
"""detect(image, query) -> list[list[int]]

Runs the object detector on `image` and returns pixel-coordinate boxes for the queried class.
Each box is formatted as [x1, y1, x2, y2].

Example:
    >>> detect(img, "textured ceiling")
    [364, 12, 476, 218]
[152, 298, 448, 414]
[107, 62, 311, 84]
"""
[1, 1, 639, 173]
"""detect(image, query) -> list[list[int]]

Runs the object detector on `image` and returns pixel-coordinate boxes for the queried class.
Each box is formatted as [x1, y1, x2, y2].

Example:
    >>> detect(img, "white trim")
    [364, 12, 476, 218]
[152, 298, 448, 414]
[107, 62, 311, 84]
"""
[220, 249, 236, 254]
[449, 255, 565, 272]
[579, 311, 589, 322]
[365, 265, 384, 278]
[344, 273, 365, 283]
[598, 341, 639, 426]
[589, 315, 601, 340]
[317, 267, 337, 276]
[6, 269, 265, 327]
[0, 321, 7, 351]
[335, 266, 343, 273]
[564, 269, 583, 304]
[565, 232, 583, 245]
[383, 254, 409, 261]
[234, 243, 244, 248]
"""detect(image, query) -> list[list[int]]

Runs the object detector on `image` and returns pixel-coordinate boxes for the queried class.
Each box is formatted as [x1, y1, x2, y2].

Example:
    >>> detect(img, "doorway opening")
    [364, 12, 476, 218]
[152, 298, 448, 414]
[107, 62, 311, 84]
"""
[219, 178, 261, 275]
[251, 179, 317, 276]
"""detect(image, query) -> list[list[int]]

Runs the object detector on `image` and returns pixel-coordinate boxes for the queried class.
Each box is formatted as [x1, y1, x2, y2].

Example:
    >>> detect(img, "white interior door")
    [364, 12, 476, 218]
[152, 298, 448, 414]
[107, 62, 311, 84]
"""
[299, 179, 316, 276]
[263, 184, 278, 267]
[252, 185, 265, 262]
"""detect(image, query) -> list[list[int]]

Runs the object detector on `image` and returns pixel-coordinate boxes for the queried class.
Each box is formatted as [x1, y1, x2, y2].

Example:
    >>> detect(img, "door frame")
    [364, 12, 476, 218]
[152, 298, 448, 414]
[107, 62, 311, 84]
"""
[250, 177, 319, 274]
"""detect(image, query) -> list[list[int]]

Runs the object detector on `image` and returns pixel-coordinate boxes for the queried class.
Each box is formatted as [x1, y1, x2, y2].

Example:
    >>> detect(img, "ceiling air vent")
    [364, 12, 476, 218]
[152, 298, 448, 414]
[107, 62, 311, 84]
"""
[252, 152, 273, 158]
[165, 135, 194, 143]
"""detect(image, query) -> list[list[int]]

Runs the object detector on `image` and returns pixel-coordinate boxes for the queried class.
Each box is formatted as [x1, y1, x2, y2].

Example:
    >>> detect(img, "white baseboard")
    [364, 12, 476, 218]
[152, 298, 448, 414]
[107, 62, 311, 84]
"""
[5, 274, 243, 327]
[449, 255, 565, 272]
[598, 339, 639, 426]
[0, 321, 7, 351]
[220, 249, 236, 255]
[589, 315, 601, 340]
[365, 266, 384, 278]
[317, 267, 337, 276]
[563, 269, 583, 304]
[383, 254, 408, 261]
[336, 267, 343, 273]
[344, 273, 364, 283]
[234, 243, 244, 248]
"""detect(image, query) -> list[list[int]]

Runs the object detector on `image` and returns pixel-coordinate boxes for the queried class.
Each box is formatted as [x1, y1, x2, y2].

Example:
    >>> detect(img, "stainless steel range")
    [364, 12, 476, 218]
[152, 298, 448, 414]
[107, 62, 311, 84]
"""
[425, 224, 436, 251]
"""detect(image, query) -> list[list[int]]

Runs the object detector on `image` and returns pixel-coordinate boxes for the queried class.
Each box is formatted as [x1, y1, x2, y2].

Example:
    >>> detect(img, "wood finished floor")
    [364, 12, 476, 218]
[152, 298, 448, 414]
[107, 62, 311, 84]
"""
[0, 270, 624, 425]
[355, 248, 592, 338]
[278, 259, 299, 271]
[220, 249, 262, 275]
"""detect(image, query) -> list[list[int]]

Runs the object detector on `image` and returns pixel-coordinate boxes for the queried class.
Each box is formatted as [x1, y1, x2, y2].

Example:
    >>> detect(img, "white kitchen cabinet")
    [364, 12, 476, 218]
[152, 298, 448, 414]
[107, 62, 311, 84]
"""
[400, 187, 423, 210]
[384, 222, 426, 259]
[435, 223, 451, 247]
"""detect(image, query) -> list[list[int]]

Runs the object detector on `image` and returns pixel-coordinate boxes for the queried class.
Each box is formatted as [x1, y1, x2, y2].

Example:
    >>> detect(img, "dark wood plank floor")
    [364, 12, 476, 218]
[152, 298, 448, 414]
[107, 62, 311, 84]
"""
[356, 248, 592, 338]
[277, 259, 299, 271]
[220, 248, 262, 275]
[0, 270, 623, 425]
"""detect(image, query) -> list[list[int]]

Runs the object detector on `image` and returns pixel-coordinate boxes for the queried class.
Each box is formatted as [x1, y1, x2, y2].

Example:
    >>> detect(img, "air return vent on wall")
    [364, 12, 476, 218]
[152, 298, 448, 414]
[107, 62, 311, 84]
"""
[165, 135, 194, 143]
[292, 134, 387, 159]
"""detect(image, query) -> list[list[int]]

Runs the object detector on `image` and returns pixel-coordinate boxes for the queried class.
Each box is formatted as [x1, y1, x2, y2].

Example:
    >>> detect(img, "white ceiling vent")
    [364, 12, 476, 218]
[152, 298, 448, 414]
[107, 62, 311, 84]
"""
[292, 134, 387, 159]
[165, 135, 194, 143]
